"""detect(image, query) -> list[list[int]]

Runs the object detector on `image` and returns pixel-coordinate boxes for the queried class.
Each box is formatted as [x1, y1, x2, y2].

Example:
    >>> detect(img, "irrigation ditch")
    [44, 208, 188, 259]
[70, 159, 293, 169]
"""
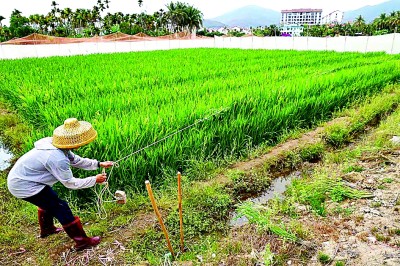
[0, 142, 12, 171]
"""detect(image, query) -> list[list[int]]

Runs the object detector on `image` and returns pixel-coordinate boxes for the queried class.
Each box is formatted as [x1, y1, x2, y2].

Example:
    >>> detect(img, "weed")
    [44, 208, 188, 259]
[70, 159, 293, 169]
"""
[318, 251, 331, 264]
[289, 220, 312, 240]
[377, 185, 386, 190]
[332, 206, 354, 216]
[388, 228, 400, 236]
[299, 143, 324, 162]
[287, 171, 371, 216]
[343, 165, 364, 173]
[236, 201, 297, 241]
[374, 233, 391, 242]
[323, 120, 352, 148]
[371, 201, 382, 208]
[263, 244, 274, 266]
[355, 215, 364, 223]
[335, 261, 345, 266]
[381, 178, 393, 183]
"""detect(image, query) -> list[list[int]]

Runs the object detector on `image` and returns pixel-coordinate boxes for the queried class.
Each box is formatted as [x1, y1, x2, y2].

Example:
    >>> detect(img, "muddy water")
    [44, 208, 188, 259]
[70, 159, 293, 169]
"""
[0, 142, 13, 171]
[230, 171, 302, 227]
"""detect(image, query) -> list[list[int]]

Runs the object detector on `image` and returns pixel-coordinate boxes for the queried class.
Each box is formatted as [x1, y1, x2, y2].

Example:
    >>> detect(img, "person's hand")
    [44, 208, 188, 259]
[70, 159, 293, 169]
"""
[99, 161, 114, 168]
[96, 173, 107, 183]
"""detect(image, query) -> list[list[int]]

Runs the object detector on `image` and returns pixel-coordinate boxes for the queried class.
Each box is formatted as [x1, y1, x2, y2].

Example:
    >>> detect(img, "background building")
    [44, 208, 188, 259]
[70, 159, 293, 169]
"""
[280, 8, 323, 36]
[321, 10, 344, 24]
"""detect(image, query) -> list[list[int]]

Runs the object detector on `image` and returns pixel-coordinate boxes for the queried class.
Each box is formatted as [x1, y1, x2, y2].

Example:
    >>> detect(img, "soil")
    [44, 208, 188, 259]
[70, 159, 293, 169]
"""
[224, 145, 400, 264]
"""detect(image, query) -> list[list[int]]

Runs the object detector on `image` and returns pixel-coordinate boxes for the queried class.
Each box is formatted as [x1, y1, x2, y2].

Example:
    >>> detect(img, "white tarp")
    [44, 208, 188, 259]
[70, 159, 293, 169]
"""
[1, 34, 399, 60]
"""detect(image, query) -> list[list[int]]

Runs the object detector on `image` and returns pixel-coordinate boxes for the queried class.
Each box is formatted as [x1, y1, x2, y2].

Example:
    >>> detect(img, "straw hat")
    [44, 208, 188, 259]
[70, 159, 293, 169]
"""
[52, 118, 97, 149]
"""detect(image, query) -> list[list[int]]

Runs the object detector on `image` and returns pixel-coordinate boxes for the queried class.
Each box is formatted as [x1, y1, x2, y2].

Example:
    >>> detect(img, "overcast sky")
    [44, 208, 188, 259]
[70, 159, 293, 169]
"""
[0, 0, 392, 25]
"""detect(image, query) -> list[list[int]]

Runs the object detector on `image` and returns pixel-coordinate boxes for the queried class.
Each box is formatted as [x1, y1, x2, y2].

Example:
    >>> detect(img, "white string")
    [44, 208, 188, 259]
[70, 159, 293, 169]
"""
[94, 108, 227, 218]
[114, 108, 227, 164]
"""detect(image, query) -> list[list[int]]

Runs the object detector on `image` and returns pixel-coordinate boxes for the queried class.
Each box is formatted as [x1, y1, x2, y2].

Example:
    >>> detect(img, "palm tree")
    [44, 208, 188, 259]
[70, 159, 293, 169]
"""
[184, 5, 203, 37]
[373, 13, 388, 30]
[166, 2, 187, 33]
[388, 11, 400, 32]
[354, 15, 366, 35]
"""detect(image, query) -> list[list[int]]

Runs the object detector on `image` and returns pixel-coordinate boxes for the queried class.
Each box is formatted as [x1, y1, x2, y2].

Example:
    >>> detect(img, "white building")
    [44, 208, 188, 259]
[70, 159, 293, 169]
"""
[321, 10, 344, 24]
[281, 9, 323, 26]
[280, 8, 323, 36]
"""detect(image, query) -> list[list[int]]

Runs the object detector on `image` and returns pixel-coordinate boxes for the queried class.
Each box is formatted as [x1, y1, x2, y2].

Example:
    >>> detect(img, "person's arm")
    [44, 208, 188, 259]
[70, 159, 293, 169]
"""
[66, 151, 99, 170]
[45, 157, 105, 189]
[67, 151, 114, 170]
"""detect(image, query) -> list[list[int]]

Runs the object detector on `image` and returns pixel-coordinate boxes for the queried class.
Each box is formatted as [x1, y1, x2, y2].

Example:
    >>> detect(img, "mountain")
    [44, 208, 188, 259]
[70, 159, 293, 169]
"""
[343, 0, 400, 22]
[209, 5, 281, 28]
[203, 19, 227, 29]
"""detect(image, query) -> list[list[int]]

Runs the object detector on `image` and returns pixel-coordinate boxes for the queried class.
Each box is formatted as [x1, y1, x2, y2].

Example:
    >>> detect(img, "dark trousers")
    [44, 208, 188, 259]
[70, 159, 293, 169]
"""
[23, 185, 75, 225]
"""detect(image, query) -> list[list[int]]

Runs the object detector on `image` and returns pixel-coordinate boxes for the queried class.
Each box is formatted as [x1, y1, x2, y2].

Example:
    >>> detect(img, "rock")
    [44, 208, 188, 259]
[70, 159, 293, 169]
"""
[343, 172, 364, 182]
[367, 236, 377, 244]
[344, 181, 357, 189]
[347, 250, 360, 259]
[360, 207, 383, 216]
[335, 255, 347, 261]
[390, 136, 400, 145]
[287, 260, 292, 265]
[196, 255, 203, 263]
[366, 178, 374, 184]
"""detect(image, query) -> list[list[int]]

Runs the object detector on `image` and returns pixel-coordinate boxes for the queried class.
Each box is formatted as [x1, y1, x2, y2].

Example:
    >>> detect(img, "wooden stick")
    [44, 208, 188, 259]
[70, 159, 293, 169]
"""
[145, 180, 175, 257]
[177, 172, 184, 252]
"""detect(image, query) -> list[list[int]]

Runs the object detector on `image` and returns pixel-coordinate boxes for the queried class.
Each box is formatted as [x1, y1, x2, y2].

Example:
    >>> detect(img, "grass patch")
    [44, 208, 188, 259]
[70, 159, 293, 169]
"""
[318, 252, 331, 264]
[287, 169, 372, 216]
[343, 165, 364, 173]
[236, 201, 297, 242]
[323, 85, 400, 148]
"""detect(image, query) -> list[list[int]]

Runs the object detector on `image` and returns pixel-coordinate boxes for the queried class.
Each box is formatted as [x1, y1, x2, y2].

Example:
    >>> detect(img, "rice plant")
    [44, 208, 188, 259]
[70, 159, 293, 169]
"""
[0, 49, 399, 191]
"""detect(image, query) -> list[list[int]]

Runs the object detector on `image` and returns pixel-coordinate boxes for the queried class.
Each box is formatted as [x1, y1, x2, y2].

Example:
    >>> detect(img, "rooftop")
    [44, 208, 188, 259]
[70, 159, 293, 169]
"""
[281, 9, 323, 13]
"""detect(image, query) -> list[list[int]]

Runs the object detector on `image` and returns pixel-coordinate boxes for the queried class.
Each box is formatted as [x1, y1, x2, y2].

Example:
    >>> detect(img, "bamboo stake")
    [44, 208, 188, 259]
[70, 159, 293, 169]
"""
[145, 180, 175, 258]
[177, 172, 184, 252]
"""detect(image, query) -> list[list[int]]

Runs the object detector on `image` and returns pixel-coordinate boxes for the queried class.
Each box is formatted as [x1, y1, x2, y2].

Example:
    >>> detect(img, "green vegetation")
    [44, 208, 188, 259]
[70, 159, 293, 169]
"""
[303, 12, 400, 37]
[1, 45, 400, 265]
[323, 85, 400, 148]
[1, 49, 399, 194]
[236, 201, 297, 241]
[0, 1, 203, 41]
[317, 252, 331, 264]
[287, 172, 372, 216]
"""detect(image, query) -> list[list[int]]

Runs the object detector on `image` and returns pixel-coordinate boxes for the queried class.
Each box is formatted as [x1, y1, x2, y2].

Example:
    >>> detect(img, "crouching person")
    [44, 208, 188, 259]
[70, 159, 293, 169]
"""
[7, 118, 113, 250]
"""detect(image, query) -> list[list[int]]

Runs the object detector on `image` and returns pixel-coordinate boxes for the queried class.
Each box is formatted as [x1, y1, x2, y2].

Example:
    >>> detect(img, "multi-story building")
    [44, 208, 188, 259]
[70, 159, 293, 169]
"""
[280, 8, 323, 36]
[321, 10, 344, 24]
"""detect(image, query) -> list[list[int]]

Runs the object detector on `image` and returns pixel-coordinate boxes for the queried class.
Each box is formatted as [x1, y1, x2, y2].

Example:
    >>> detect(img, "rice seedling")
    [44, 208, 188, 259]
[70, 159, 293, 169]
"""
[0, 49, 399, 192]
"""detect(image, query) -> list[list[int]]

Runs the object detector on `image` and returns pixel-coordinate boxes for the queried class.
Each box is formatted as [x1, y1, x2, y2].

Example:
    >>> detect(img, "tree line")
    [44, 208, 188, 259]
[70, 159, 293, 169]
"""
[0, 0, 203, 42]
[303, 13, 400, 37]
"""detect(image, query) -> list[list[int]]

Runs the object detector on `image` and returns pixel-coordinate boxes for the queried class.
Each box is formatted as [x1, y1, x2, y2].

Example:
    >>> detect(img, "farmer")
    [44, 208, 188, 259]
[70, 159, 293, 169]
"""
[7, 118, 113, 250]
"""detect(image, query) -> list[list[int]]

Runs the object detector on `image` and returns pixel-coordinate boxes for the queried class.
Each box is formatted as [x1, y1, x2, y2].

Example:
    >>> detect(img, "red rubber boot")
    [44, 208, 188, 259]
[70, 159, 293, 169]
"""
[38, 208, 63, 238]
[63, 216, 101, 250]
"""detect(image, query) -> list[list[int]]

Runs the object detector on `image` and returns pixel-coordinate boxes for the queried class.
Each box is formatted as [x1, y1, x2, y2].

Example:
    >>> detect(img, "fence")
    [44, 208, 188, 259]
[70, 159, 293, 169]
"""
[0, 34, 399, 59]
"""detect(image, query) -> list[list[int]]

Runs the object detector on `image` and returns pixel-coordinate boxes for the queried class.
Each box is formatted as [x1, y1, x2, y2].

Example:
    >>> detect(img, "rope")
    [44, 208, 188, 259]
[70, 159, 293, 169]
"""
[114, 108, 227, 164]
[94, 108, 227, 218]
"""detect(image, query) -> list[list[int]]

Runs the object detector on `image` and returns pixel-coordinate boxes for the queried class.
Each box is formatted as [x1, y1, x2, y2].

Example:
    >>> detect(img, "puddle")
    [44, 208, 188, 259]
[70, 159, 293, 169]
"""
[0, 142, 13, 171]
[230, 171, 302, 227]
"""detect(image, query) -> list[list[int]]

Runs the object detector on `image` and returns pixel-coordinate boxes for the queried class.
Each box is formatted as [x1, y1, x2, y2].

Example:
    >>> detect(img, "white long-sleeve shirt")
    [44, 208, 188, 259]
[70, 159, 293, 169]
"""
[7, 137, 100, 198]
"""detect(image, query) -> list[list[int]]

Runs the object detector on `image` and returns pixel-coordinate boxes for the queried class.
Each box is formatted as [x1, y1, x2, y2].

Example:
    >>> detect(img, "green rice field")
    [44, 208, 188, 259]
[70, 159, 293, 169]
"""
[0, 49, 399, 190]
